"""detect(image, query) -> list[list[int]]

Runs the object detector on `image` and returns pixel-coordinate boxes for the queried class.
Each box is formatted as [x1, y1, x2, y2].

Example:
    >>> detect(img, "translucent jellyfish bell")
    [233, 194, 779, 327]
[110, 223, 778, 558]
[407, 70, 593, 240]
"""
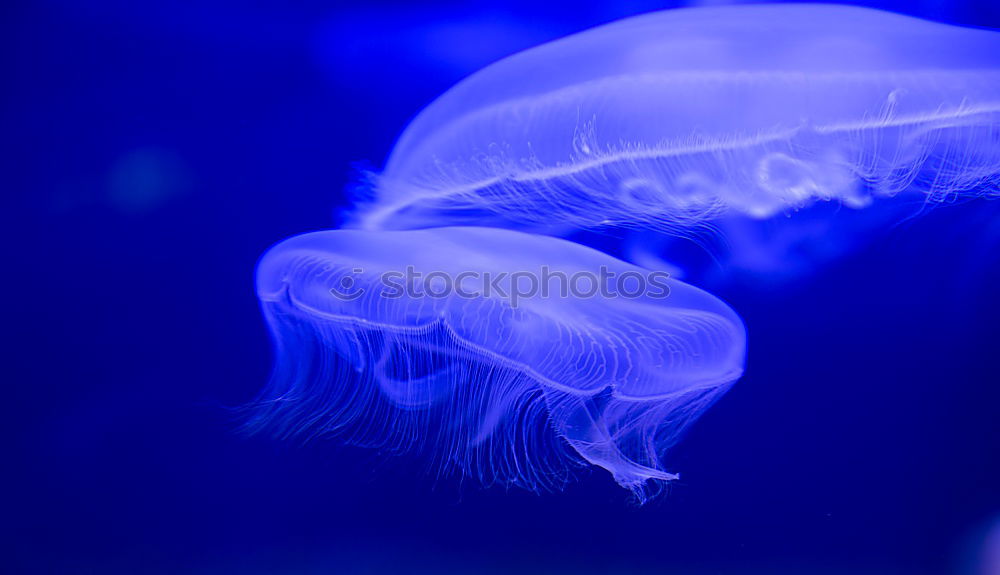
[253, 227, 745, 495]
[354, 4, 1000, 238]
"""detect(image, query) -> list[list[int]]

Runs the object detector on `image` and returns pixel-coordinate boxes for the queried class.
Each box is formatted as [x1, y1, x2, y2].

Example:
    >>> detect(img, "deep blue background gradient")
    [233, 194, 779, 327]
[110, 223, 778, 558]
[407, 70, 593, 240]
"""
[6, 1, 1000, 573]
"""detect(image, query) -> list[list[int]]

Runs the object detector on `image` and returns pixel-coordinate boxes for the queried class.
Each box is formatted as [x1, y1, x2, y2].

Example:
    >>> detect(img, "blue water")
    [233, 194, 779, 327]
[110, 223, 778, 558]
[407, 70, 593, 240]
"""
[6, 1, 999, 573]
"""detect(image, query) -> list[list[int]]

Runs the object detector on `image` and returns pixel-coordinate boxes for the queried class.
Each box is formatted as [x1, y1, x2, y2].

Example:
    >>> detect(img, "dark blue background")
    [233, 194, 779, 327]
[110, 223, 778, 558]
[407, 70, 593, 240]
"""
[6, 1, 1000, 573]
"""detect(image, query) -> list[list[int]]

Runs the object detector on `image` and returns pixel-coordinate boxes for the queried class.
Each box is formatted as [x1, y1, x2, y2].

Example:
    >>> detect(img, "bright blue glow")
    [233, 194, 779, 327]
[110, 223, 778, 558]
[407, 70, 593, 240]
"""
[254, 227, 745, 495]
[359, 4, 999, 233]
[253, 4, 1000, 499]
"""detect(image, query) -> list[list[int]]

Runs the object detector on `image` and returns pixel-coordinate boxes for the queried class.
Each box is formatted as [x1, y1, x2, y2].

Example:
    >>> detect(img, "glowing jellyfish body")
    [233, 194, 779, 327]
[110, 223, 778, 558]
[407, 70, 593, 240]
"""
[356, 4, 1000, 253]
[254, 227, 744, 492]
[255, 5, 1000, 497]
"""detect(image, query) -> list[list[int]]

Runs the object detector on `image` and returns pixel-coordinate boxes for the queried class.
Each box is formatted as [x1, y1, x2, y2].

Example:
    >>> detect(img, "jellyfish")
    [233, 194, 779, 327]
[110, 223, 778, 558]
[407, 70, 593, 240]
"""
[253, 5, 1000, 498]
[351, 4, 999, 280]
[253, 227, 744, 494]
